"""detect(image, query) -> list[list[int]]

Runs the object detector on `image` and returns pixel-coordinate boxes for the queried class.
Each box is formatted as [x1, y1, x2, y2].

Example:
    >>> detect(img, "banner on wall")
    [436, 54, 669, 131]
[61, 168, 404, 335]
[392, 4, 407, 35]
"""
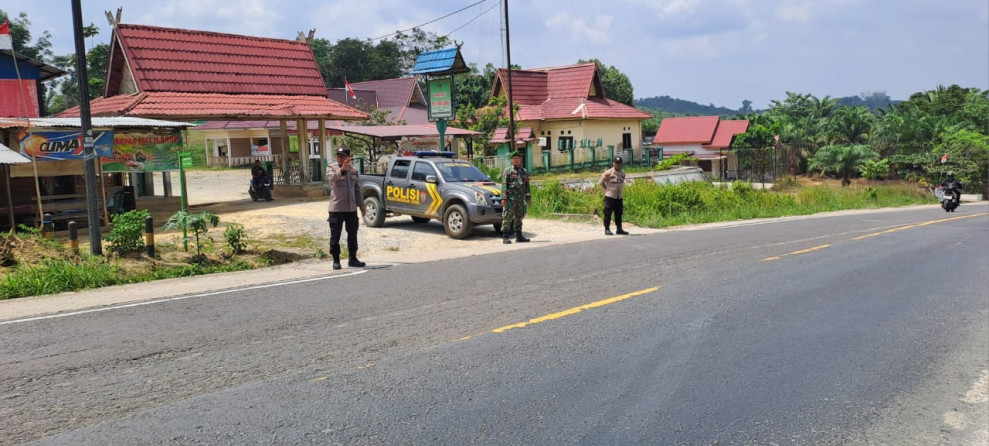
[102, 131, 184, 172]
[17, 130, 114, 160]
[398, 136, 452, 154]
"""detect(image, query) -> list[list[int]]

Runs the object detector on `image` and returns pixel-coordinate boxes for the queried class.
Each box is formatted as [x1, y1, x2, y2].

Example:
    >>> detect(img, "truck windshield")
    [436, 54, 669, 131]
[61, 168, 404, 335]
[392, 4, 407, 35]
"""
[435, 161, 491, 182]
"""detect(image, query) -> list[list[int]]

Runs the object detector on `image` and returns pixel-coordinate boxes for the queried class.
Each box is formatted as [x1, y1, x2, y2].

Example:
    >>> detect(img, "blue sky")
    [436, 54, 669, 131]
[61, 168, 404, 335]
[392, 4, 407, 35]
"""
[7, 0, 988, 109]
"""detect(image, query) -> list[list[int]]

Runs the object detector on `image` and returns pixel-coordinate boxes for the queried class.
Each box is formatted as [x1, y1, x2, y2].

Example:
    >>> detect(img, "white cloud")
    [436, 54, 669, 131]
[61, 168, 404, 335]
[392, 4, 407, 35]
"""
[774, 0, 814, 23]
[545, 12, 614, 45]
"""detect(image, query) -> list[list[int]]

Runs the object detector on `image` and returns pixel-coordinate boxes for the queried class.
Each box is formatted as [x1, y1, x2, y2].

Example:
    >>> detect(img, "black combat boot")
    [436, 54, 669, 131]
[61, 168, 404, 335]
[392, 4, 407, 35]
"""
[515, 231, 530, 243]
[616, 227, 629, 235]
[332, 254, 341, 270]
[349, 256, 365, 268]
[502, 233, 512, 244]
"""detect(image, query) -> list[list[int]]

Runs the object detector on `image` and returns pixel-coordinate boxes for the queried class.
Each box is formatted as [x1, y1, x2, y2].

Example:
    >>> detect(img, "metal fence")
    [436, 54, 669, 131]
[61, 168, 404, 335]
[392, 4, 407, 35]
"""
[722, 146, 781, 183]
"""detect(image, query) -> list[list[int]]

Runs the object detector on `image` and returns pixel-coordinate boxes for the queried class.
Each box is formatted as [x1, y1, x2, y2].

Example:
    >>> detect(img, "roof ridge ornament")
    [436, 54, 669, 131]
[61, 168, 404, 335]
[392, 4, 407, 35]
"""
[104, 7, 122, 28]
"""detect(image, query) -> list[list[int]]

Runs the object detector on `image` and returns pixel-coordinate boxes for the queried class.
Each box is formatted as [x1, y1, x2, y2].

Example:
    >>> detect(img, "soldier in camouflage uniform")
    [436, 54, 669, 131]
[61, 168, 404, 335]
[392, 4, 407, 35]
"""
[501, 150, 531, 244]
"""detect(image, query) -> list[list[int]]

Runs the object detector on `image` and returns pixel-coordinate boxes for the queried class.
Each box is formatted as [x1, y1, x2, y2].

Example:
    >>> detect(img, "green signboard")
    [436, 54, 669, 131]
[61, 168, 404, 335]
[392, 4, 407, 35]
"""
[427, 77, 454, 121]
[180, 153, 193, 168]
[102, 131, 184, 172]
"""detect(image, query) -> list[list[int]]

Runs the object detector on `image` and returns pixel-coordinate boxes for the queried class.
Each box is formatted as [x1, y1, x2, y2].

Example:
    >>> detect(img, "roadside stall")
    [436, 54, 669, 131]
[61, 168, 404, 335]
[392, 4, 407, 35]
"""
[0, 117, 195, 230]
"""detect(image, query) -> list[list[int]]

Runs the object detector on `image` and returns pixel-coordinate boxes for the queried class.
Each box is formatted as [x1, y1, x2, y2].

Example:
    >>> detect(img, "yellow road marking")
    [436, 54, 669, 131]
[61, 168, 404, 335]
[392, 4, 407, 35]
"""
[853, 213, 988, 240]
[763, 244, 830, 261]
[790, 244, 831, 255]
[491, 286, 660, 333]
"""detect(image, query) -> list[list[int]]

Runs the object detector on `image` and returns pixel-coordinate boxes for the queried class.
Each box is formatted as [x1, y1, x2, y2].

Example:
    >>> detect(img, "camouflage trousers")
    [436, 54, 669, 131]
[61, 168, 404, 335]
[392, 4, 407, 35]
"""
[502, 201, 527, 233]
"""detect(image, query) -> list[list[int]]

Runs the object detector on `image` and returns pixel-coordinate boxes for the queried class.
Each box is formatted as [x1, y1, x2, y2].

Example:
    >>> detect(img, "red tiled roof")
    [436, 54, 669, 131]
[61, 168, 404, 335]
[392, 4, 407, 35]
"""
[106, 24, 327, 96]
[327, 89, 377, 111]
[324, 124, 479, 139]
[654, 116, 721, 145]
[349, 78, 420, 108]
[498, 70, 549, 105]
[525, 97, 651, 121]
[490, 126, 537, 144]
[704, 119, 749, 149]
[543, 64, 596, 98]
[196, 120, 346, 133]
[491, 63, 646, 121]
[57, 92, 369, 120]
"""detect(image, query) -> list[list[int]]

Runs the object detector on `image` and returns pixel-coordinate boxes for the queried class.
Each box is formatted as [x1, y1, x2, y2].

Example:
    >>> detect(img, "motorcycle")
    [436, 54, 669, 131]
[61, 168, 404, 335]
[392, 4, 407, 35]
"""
[249, 174, 273, 202]
[935, 185, 960, 212]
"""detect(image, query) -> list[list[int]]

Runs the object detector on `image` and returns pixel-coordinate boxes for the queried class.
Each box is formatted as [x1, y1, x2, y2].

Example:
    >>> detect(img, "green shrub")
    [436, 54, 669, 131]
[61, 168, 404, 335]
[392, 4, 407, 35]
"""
[164, 211, 220, 255]
[105, 210, 151, 256]
[860, 158, 890, 180]
[223, 223, 248, 255]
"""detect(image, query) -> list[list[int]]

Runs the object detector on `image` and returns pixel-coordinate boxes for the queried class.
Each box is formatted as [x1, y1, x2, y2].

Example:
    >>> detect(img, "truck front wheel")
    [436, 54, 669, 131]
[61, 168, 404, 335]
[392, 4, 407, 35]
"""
[443, 204, 473, 239]
[363, 196, 386, 227]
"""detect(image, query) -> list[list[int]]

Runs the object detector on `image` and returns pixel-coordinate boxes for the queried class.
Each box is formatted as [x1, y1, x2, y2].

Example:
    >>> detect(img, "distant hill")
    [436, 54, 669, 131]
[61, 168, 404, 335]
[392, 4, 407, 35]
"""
[834, 92, 899, 111]
[635, 96, 741, 116]
[635, 92, 898, 116]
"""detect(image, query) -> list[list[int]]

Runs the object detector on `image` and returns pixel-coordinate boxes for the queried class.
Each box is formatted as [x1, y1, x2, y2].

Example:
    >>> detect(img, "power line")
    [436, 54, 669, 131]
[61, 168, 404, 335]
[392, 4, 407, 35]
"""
[443, 1, 500, 39]
[370, 0, 490, 41]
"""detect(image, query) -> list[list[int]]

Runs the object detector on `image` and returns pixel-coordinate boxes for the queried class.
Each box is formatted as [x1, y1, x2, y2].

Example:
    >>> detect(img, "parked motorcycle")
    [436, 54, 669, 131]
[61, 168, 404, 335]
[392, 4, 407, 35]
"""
[249, 174, 273, 202]
[935, 185, 960, 212]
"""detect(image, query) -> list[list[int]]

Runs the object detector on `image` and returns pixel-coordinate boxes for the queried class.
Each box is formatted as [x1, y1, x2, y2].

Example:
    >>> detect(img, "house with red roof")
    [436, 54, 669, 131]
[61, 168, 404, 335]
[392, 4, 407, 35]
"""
[328, 77, 428, 125]
[489, 63, 651, 170]
[58, 21, 367, 183]
[201, 77, 459, 169]
[653, 116, 749, 179]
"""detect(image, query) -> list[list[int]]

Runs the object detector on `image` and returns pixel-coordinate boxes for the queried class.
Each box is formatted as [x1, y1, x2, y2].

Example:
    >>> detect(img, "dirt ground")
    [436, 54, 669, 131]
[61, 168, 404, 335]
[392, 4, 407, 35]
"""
[169, 169, 656, 262]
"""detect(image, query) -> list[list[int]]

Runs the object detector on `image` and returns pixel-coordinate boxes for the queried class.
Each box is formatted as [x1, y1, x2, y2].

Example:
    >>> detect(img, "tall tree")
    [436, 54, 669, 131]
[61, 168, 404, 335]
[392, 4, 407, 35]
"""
[825, 106, 874, 145]
[47, 23, 106, 115]
[312, 28, 448, 88]
[390, 27, 449, 76]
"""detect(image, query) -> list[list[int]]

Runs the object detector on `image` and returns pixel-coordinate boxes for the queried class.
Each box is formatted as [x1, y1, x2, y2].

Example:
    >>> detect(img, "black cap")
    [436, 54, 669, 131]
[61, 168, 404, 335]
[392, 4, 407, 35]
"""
[336, 147, 351, 156]
[613, 156, 623, 163]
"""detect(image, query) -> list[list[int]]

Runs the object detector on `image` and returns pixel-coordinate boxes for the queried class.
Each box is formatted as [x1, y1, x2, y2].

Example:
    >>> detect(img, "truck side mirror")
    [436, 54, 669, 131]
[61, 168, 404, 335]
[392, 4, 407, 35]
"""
[425, 175, 438, 184]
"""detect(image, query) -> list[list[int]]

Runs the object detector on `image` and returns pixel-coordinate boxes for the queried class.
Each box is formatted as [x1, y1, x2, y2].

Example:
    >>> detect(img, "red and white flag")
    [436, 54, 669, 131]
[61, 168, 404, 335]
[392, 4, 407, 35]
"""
[344, 78, 356, 100]
[0, 19, 13, 51]
[940, 153, 948, 164]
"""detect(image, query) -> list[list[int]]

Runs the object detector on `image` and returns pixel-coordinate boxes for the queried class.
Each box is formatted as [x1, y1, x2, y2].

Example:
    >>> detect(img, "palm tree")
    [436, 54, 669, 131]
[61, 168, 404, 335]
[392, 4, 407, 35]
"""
[825, 106, 874, 145]
[808, 144, 878, 186]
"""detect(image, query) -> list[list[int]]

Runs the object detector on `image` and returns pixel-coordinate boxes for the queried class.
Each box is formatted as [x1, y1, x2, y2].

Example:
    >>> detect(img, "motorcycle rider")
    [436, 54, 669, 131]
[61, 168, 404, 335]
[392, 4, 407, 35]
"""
[941, 171, 963, 201]
[251, 160, 265, 184]
[249, 159, 273, 201]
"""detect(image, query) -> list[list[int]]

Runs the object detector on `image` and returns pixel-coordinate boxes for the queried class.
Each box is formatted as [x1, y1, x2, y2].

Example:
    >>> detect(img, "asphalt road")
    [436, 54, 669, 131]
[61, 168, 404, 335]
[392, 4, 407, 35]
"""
[2, 205, 987, 445]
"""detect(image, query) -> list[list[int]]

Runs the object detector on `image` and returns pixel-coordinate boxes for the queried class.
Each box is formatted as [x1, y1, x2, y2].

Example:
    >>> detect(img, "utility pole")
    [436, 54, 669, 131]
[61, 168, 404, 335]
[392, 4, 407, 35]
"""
[71, 0, 103, 255]
[503, 0, 515, 156]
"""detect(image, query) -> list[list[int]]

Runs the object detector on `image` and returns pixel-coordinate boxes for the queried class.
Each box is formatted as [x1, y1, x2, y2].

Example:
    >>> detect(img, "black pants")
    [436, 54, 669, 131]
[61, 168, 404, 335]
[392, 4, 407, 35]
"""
[328, 211, 359, 258]
[603, 196, 623, 230]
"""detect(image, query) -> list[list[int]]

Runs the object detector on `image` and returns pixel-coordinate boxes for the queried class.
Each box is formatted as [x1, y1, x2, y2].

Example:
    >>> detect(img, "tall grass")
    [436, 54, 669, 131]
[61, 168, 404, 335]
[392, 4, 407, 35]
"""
[530, 179, 932, 228]
[0, 257, 119, 299]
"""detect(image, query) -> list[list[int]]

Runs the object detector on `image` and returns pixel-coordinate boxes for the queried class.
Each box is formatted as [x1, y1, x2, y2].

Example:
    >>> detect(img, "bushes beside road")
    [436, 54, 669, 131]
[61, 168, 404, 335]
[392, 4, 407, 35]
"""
[529, 177, 933, 228]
